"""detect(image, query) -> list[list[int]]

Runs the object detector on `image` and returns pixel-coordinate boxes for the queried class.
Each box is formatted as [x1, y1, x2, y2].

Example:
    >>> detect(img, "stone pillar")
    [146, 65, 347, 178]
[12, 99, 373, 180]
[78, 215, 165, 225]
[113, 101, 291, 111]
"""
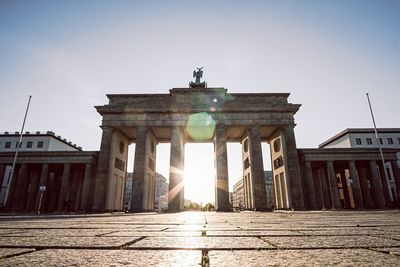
[0, 164, 5, 191]
[357, 164, 374, 208]
[369, 160, 385, 208]
[214, 126, 230, 211]
[304, 161, 318, 209]
[168, 127, 185, 212]
[319, 167, 331, 209]
[35, 164, 49, 211]
[93, 127, 113, 211]
[25, 169, 40, 211]
[248, 126, 267, 210]
[348, 161, 364, 209]
[312, 168, 324, 209]
[282, 126, 304, 209]
[377, 161, 391, 206]
[327, 161, 341, 209]
[58, 163, 71, 211]
[80, 163, 93, 211]
[390, 161, 400, 201]
[12, 164, 28, 211]
[131, 127, 147, 211]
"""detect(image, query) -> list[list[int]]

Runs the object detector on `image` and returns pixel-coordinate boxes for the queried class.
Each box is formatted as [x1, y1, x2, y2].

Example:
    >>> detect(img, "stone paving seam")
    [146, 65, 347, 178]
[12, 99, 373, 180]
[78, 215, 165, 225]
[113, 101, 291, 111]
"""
[95, 230, 120, 237]
[257, 236, 278, 248]
[201, 249, 210, 267]
[120, 236, 147, 249]
[368, 247, 400, 257]
[0, 248, 37, 260]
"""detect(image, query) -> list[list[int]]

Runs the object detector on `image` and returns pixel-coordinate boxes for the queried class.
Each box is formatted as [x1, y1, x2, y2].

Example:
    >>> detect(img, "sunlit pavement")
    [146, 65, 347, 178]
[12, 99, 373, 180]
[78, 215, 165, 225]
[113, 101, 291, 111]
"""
[1, 210, 400, 266]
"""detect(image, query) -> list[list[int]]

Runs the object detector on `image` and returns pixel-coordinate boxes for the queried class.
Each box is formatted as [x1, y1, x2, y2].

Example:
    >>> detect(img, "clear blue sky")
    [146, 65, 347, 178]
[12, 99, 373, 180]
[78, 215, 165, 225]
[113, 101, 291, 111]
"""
[1, 0, 399, 203]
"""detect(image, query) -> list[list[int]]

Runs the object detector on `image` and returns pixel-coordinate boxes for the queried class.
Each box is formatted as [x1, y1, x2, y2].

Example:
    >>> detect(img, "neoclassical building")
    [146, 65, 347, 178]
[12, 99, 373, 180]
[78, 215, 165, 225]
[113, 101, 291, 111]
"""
[1, 83, 399, 213]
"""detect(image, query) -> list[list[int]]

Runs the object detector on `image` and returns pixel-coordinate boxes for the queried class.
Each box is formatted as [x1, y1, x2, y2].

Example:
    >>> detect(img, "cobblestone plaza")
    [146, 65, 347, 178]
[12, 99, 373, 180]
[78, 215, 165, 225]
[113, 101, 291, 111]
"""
[0, 210, 400, 266]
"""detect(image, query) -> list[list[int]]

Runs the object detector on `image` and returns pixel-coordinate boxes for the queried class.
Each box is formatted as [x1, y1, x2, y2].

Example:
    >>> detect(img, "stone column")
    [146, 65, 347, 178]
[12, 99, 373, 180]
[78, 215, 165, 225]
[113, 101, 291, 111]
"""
[214, 125, 230, 211]
[369, 160, 385, 208]
[25, 169, 40, 211]
[93, 127, 113, 211]
[80, 163, 93, 211]
[377, 161, 391, 206]
[130, 127, 147, 211]
[327, 161, 341, 209]
[312, 168, 323, 209]
[12, 164, 28, 211]
[248, 126, 267, 210]
[35, 164, 49, 211]
[390, 161, 400, 200]
[348, 161, 364, 209]
[0, 164, 5, 190]
[283, 126, 305, 209]
[357, 164, 374, 208]
[58, 163, 71, 211]
[319, 167, 331, 209]
[304, 161, 318, 209]
[168, 126, 185, 212]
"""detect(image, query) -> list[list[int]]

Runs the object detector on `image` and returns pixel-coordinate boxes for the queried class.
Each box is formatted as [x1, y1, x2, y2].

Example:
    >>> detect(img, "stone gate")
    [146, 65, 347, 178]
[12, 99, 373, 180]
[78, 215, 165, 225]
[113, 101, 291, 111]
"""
[93, 86, 305, 212]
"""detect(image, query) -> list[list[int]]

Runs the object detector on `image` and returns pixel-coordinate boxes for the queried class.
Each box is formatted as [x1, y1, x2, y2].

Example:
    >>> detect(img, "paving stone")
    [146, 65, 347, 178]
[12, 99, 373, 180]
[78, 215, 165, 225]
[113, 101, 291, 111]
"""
[0, 249, 201, 266]
[104, 231, 202, 237]
[0, 236, 139, 248]
[297, 228, 393, 236]
[262, 235, 400, 248]
[1, 229, 115, 237]
[208, 249, 400, 266]
[129, 236, 274, 249]
[0, 248, 35, 258]
[0, 229, 26, 236]
[207, 230, 302, 236]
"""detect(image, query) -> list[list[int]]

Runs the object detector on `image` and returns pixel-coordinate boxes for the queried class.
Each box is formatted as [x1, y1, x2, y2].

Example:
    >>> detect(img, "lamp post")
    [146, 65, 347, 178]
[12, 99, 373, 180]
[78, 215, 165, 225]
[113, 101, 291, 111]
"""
[0, 96, 32, 208]
[366, 93, 390, 187]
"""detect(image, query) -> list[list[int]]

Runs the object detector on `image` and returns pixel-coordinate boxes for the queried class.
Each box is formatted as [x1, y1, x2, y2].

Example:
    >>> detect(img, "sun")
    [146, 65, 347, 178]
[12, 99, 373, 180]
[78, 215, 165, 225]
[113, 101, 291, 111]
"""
[184, 143, 215, 204]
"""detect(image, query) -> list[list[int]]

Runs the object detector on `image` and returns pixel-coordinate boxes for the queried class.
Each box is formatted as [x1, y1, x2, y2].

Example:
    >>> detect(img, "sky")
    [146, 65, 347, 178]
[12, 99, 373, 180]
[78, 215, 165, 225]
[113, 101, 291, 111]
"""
[0, 0, 399, 203]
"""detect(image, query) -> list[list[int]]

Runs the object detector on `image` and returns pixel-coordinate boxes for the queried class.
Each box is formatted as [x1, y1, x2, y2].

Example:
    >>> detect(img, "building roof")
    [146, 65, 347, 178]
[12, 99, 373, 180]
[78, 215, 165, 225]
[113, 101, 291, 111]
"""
[319, 128, 400, 148]
[0, 131, 82, 151]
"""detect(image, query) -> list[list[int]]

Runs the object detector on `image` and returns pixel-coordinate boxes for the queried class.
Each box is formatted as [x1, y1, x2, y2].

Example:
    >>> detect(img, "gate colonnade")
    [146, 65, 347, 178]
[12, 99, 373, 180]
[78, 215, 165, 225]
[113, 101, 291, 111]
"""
[298, 148, 400, 210]
[92, 87, 305, 212]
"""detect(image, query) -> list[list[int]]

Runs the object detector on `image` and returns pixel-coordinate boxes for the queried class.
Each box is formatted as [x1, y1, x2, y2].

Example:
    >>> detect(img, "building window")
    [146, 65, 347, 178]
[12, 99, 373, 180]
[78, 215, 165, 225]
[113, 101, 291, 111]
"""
[37, 141, 44, 148]
[5, 142, 11, 148]
[15, 142, 22, 148]
[387, 138, 393, 145]
[379, 138, 383, 145]
[366, 138, 372, 145]
[355, 138, 362, 145]
[26, 141, 33, 148]
[398, 138, 400, 145]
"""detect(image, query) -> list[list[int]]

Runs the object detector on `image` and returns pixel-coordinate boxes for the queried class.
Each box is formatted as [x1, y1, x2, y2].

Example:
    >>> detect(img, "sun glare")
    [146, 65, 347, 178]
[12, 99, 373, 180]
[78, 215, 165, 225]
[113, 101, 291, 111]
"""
[184, 143, 215, 204]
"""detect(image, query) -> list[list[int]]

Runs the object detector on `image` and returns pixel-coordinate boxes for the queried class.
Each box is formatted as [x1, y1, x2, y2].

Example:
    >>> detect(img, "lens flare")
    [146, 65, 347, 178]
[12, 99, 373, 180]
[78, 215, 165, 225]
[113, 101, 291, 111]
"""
[186, 112, 216, 141]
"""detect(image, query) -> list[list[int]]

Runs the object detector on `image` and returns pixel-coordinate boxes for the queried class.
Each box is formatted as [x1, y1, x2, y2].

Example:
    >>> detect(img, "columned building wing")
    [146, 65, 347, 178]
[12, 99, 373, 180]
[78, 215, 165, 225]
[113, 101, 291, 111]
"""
[94, 87, 304, 212]
[0, 151, 97, 213]
[298, 148, 400, 210]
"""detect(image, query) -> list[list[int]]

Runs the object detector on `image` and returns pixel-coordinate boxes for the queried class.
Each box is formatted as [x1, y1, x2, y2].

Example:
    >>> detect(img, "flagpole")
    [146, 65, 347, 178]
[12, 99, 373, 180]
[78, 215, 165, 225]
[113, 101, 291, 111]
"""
[366, 93, 389, 186]
[1, 95, 32, 207]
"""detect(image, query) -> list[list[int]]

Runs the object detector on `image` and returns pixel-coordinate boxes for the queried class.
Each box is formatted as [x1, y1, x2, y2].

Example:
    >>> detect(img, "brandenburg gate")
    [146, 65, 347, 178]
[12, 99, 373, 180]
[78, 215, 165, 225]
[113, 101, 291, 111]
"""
[92, 71, 305, 212]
